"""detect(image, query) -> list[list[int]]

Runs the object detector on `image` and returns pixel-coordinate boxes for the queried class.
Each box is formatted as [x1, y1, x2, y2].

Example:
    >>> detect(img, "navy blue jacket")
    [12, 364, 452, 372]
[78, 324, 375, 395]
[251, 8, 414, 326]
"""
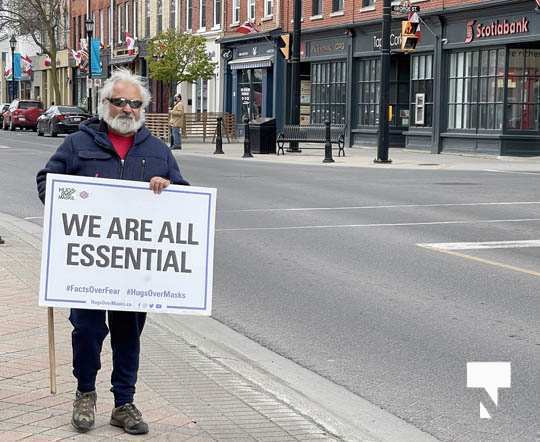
[37, 117, 189, 202]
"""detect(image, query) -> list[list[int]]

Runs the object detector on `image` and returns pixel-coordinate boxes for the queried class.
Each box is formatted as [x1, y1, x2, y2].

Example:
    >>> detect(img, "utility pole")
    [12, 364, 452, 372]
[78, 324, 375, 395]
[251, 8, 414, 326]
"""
[288, 0, 302, 152]
[85, 0, 94, 115]
[9, 35, 16, 101]
[375, 0, 392, 163]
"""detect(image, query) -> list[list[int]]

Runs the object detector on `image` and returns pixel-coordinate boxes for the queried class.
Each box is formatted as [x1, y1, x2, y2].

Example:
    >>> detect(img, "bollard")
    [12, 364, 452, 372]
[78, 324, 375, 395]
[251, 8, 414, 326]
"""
[323, 120, 335, 163]
[0, 235, 4, 245]
[214, 117, 224, 154]
[243, 116, 253, 158]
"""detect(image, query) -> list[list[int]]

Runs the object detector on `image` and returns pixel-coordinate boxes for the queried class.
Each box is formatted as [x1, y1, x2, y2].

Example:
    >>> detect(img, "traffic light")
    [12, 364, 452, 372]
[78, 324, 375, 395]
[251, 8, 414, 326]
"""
[401, 20, 419, 51]
[279, 34, 290, 60]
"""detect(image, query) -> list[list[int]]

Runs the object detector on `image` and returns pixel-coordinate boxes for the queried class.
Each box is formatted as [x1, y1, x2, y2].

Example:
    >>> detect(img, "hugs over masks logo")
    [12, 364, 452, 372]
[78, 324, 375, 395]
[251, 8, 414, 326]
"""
[467, 362, 511, 419]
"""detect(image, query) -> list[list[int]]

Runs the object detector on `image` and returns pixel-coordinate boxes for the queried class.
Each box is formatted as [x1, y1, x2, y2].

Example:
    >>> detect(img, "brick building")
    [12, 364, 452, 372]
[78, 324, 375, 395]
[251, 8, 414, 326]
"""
[219, 0, 540, 155]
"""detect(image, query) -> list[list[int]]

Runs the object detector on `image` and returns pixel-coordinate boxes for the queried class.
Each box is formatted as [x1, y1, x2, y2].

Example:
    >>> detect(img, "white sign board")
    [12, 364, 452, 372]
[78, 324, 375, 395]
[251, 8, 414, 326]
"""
[39, 174, 216, 316]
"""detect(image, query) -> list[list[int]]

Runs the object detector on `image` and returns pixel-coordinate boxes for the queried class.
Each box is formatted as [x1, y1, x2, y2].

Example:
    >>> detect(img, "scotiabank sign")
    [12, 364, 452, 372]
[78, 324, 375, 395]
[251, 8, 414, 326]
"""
[465, 17, 529, 43]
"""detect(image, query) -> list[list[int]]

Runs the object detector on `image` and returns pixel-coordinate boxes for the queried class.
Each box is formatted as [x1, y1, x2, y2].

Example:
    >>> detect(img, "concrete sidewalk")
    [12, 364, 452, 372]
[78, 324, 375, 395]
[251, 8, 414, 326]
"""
[177, 141, 540, 173]
[0, 212, 339, 441]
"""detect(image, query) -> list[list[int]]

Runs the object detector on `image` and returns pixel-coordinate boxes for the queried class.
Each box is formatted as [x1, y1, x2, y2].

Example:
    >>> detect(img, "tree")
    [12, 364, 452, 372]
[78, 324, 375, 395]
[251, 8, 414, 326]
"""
[147, 30, 217, 107]
[0, 0, 67, 104]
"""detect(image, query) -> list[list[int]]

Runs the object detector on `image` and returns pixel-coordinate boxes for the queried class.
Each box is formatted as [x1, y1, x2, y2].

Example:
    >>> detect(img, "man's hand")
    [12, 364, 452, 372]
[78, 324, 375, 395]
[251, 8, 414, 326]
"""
[149, 177, 170, 194]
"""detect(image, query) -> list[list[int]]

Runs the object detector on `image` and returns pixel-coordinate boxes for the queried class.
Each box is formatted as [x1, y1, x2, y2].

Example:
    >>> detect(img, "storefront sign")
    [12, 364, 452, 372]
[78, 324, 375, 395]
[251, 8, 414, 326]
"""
[221, 48, 233, 60]
[373, 33, 402, 50]
[305, 38, 347, 59]
[235, 43, 275, 59]
[465, 17, 529, 43]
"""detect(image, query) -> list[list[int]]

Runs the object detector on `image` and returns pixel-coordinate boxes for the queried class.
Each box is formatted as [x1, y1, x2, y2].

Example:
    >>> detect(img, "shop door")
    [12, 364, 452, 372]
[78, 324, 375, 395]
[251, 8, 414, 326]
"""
[238, 69, 263, 120]
[390, 55, 411, 131]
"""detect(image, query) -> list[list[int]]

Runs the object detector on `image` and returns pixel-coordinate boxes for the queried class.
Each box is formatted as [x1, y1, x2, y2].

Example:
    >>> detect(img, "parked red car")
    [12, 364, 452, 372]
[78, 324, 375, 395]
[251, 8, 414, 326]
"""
[2, 99, 44, 131]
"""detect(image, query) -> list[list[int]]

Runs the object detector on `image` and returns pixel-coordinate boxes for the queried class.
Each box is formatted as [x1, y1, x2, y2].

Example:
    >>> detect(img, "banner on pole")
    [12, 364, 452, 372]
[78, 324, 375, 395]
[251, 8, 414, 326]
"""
[13, 53, 21, 80]
[90, 38, 102, 76]
[39, 174, 216, 316]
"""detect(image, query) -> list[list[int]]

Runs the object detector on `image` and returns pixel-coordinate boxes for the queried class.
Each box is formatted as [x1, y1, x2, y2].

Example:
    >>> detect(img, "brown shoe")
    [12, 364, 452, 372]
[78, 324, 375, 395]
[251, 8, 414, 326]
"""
[72, 390, 97, 432]
[110, 403, 149, 435]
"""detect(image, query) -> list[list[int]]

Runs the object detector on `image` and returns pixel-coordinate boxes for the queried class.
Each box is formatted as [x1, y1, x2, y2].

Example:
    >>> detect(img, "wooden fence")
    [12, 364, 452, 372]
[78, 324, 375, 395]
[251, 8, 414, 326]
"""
[145, 112, 237, 143]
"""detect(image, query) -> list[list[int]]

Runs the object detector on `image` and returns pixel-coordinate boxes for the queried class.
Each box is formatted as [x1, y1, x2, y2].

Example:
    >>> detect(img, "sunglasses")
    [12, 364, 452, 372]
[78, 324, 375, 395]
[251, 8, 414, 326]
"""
[107, 97, 144, 109]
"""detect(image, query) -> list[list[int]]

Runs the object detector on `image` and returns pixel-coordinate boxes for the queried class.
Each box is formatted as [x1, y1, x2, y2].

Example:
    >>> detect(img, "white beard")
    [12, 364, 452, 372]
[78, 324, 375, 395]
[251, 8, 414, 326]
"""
[103, 106, 145, 135]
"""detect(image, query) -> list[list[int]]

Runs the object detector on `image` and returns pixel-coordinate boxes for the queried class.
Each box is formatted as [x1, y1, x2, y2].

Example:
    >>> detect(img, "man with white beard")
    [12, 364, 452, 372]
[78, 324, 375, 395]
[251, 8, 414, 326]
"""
[36, 69, 189, 435]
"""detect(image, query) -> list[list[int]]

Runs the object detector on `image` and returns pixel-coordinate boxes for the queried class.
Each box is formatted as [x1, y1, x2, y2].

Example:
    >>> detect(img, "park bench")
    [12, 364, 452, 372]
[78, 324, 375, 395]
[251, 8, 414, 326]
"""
[276, 124, 346, 156]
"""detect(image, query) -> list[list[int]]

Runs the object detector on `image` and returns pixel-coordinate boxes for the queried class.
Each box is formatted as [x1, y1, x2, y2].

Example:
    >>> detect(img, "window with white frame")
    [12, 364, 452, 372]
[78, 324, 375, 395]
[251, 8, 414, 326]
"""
[332, 0, 343, 12]
[265, 0, 273, 17]
[248, 0, 255, 21]
[214, 0, 221, 27]
[170, 0, 176, 29]
[125, 2, 129, 33]
[232, 0, 240, 23]
[118, 3, 124, 43]
[100, 9, 104, 40]
[200, 0, 206, 29]
[157, 0, 163, 33]
[145, 0, 150, 37]
[187, 0, 193, 30]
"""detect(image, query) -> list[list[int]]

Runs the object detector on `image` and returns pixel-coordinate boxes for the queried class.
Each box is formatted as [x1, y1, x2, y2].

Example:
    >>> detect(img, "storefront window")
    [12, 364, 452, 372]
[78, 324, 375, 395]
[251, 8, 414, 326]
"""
[239, 69, 263, 119]
[310, 61, 347, 125]
[356, 58, 380, 127]
[195, 78, 208, 113]
[507, 49, 540, 131]
[447, 48, 505, 131]
[410, 54, 433, 127]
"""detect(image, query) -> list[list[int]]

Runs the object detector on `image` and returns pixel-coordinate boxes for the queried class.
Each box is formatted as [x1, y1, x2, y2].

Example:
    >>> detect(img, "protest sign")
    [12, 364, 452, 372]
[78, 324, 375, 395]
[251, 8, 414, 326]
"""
[39, 174, 216, 316]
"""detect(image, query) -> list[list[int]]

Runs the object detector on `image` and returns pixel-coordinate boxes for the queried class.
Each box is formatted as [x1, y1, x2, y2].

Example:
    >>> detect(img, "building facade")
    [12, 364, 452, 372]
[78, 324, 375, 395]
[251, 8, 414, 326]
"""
[268, 0, 540, 155]
[220, 0, 287, 130]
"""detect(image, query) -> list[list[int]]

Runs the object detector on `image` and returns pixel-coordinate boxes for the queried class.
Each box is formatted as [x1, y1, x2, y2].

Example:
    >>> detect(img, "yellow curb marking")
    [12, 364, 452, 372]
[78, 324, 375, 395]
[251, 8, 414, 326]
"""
[418, 246, 540, 277]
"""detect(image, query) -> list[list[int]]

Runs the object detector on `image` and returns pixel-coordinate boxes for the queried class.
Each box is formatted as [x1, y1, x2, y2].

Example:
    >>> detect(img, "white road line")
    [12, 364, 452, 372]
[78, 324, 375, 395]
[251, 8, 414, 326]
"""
[217, 218, 540, 232]
[23, 216, 43, 220]
[483, 169, 540, 176]
[417, 240, 540, 251]
[219, 201, 540, 213]
[0, 145, 12, 149]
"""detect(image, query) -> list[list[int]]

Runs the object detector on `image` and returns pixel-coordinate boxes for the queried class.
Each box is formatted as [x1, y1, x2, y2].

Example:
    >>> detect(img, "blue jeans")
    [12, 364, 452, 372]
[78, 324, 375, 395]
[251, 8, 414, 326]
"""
[171, 127, 182, 148]
[69, 309, 146, 407]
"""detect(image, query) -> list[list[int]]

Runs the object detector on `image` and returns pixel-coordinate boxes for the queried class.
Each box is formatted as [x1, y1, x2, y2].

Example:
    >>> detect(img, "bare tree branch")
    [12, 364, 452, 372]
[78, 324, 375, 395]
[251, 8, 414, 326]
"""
[0, 0, 66, 103]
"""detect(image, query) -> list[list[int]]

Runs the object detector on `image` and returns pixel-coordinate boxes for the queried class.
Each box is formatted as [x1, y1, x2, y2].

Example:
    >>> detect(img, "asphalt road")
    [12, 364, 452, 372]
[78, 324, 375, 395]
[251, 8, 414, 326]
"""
[0, 129, 538, 441]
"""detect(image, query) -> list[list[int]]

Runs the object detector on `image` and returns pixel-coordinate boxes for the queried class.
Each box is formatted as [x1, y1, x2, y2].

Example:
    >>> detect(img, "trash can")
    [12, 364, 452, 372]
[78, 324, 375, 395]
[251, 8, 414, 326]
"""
[249, 117, 276, 154]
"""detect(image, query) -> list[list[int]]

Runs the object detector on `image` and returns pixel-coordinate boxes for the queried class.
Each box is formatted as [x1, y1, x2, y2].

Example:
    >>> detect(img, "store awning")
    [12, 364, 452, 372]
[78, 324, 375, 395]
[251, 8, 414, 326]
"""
[228, 55, 273, 70]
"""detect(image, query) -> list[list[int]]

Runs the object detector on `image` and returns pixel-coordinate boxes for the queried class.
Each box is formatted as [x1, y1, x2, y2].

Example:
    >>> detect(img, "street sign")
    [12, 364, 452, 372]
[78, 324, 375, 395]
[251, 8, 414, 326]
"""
[392, 5, 420, 13]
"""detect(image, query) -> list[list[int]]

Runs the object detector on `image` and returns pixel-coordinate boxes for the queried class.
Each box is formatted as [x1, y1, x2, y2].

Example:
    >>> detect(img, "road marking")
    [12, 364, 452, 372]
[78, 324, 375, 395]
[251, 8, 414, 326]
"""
[0, 145, 12, 149]
[417, 246, 540, 278]
[217, 218, 540, 232]
[220, 201, 540, 213]
[417, 240, 540, 251]
[483, 169, 540, 176]
[23, 216, 43, 220]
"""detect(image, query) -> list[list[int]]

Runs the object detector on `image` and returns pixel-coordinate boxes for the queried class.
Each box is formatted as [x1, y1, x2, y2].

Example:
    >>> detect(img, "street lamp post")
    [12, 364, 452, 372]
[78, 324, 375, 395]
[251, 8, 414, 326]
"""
[9, 35, 17, 102]
[85, 17, 94, 115]
[288, 0, 302, 152]
[375, 0, 392, 163]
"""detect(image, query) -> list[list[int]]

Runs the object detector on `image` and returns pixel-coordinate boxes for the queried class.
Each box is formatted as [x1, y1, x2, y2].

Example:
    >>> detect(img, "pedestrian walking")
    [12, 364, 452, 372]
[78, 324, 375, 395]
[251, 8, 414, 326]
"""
[36, 69, 189, 435]
[169, 94, 185, 150]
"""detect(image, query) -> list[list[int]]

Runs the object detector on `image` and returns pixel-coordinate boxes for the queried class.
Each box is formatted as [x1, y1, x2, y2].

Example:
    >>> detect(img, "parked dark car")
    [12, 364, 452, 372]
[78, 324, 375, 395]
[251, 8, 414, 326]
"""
[37, 106, 90, 137]
[2, 99, 44, 131]
[0, 103, 10, 126]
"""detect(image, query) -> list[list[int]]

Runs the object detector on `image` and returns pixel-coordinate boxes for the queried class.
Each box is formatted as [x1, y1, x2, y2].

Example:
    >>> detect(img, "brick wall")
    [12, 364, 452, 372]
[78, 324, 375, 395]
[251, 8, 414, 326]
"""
[223, 0, 281, 37]
[70, 0, 110, 49]
[281, 0, 489, 33]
